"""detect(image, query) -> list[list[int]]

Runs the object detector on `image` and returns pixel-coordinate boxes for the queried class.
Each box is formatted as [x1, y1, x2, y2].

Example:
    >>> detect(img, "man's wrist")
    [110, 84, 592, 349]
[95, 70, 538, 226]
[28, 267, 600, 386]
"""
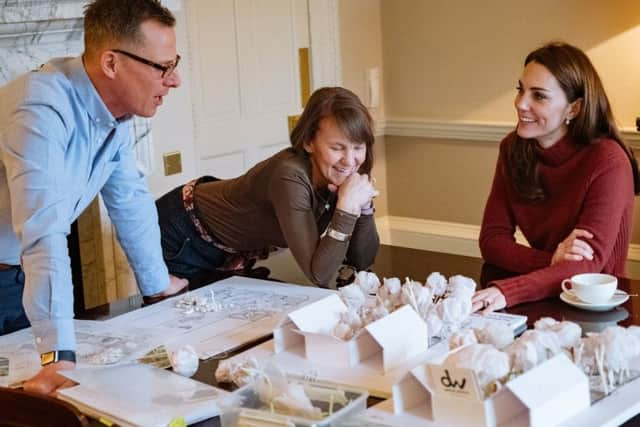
[40, 350, 76, 366]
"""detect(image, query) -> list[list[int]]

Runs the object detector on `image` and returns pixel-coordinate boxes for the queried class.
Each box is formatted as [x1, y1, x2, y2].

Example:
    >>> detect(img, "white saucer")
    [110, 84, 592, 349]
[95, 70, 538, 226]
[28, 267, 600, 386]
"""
[560, 290, 629, 312]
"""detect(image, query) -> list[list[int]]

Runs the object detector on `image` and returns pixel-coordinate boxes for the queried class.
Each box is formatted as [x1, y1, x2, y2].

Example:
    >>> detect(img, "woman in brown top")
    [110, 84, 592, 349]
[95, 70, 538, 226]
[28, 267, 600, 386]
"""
[155, 87, 379, 287]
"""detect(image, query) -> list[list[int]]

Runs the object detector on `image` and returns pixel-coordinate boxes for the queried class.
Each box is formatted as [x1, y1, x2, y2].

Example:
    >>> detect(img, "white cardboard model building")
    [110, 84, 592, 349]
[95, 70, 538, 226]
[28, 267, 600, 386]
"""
[273, 293, 429, 373]
[392, 351, 589, 427]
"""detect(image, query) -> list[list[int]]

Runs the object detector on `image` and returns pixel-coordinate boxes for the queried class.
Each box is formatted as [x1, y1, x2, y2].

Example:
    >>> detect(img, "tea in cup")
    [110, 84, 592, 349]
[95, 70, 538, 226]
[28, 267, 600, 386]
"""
[561, 273, 617, 304]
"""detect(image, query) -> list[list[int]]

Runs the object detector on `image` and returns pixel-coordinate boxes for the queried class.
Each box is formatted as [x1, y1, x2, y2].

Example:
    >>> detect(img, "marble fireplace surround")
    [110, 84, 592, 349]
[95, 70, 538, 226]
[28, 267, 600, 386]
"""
[0, 0, 177, 307]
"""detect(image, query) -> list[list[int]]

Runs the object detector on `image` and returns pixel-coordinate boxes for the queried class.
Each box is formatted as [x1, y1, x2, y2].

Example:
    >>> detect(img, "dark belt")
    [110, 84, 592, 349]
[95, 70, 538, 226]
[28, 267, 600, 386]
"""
[0, 263, 16, 271]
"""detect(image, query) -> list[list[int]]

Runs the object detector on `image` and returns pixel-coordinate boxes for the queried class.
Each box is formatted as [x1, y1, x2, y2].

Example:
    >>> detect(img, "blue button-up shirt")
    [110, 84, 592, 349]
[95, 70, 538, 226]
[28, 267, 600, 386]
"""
[0, 56, 169, 353]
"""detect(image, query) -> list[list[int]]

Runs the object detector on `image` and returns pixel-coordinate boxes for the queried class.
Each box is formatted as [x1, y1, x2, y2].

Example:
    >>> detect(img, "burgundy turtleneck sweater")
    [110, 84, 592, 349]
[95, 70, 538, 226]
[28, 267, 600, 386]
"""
[479, 131, 634, 307]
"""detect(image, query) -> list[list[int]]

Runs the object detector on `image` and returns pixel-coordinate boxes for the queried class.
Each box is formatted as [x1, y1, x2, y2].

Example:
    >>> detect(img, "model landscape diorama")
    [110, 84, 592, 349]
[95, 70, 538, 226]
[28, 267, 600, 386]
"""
[215, 271, 639, 427]
[2, 272, 637, 426]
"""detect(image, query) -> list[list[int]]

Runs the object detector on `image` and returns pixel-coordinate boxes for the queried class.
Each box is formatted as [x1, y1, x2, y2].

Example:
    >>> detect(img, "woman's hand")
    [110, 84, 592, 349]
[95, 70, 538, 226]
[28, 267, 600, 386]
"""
[551, 228, 594, 266]
[472, 287, 507, 314]
[335, 173, 379, 215]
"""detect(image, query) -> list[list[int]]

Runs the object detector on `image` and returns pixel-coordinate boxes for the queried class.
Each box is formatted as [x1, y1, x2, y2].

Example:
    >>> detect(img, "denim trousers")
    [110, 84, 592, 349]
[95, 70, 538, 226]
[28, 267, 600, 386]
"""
[156, 184, 227, 279]
[0, 266, 29, 335]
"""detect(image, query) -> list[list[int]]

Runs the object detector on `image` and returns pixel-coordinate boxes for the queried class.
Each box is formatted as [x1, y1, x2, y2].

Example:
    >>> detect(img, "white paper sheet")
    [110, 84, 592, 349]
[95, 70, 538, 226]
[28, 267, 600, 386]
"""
[0, 278, 332, 386]
[0, 328, 40, 387]
[109, 277, 334, 359]
[0, 320, 166, 387]
[59, 364, 226, 427]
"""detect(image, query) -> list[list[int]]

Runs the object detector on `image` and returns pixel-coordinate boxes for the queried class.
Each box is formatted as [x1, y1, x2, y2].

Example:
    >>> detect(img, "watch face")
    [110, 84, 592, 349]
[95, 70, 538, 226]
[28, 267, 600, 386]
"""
[40, 351, 55, 366]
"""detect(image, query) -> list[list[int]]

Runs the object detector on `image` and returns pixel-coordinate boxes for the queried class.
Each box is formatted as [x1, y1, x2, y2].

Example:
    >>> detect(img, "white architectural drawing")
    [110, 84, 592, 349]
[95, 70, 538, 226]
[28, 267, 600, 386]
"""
[0, 320, 166, 387]
[109, 277, 334, 359]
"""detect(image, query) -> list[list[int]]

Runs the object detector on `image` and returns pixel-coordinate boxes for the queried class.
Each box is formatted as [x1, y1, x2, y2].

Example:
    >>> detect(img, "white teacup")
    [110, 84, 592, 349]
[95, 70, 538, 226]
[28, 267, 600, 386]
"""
[561, 273, 617, 304]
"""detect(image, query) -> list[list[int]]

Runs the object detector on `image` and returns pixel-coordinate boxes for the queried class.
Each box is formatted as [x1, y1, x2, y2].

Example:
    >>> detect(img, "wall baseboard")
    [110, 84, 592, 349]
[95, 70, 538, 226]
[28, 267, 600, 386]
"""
[377, 215, 640, 278]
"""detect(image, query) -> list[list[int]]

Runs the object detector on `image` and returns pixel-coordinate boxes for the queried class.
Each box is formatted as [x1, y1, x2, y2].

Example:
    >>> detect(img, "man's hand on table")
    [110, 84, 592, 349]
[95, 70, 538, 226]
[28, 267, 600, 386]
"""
[143, 274, 188, 305]
[23, 360, 76, 396]
[163, 274, 189, 296]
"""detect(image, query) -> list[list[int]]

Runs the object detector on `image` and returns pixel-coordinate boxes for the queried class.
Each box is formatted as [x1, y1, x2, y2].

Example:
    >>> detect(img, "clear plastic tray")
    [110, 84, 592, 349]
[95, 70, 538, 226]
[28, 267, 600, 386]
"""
[220, 379, 368, 427]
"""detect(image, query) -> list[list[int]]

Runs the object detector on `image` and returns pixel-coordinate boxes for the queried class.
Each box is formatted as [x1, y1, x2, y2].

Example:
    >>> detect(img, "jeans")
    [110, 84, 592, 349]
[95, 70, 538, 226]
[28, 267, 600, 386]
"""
[156, 184, 227, 280]
[0, 266, 29, 335]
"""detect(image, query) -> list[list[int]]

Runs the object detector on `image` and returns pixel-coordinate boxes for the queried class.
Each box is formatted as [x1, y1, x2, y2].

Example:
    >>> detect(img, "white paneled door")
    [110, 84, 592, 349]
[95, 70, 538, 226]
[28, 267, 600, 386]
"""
[186, 0, 311, 178]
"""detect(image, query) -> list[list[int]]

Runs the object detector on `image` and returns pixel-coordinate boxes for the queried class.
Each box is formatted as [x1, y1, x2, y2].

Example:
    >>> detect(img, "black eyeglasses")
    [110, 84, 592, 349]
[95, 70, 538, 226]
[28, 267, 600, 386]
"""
[112, 49, 180, 78]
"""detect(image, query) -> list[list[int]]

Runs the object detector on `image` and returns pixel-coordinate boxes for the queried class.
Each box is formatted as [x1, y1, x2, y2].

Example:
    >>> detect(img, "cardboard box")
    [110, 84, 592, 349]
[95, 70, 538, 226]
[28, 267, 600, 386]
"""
[393, 351, 590, 427]
[274, 294, 429, 373]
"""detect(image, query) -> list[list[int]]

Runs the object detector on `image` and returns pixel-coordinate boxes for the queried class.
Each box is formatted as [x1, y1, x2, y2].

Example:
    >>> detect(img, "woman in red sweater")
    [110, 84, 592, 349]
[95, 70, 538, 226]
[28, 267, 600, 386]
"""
[472, 42, 640, 313]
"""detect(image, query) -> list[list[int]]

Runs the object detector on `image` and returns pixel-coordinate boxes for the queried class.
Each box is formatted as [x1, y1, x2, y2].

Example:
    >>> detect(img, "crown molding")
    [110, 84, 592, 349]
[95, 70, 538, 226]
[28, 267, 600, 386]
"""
[374, 119, 386, 137]
[383, 117, 640, 147]
[384, 118, 512, 142]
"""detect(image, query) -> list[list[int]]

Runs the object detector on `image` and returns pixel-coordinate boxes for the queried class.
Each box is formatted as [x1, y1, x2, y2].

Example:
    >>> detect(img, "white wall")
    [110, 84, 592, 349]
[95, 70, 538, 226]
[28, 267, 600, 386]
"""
[146, 8, 199, 198]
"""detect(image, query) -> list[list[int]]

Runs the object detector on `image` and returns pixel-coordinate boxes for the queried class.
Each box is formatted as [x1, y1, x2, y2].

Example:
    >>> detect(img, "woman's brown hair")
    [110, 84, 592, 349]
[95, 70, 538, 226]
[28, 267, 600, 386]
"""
[506, 42, 640, 200]
[290, 87, 375, 174]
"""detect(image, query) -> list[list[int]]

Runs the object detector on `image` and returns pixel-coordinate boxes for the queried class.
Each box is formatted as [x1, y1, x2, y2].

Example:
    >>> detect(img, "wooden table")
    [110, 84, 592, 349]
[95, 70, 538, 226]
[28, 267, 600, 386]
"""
[78, 244, 640, 426]
[373, 245, 638, 331]
[81, 244, 639, 333]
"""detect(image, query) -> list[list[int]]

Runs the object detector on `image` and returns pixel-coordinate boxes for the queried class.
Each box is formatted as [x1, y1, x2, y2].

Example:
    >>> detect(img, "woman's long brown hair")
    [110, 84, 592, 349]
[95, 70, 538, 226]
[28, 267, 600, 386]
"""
[506, 42, 640, 200]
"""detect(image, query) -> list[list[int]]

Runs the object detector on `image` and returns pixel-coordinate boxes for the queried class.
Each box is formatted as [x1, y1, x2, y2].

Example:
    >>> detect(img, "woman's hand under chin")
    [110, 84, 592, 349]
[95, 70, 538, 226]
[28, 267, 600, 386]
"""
[335, 173, 378, 215]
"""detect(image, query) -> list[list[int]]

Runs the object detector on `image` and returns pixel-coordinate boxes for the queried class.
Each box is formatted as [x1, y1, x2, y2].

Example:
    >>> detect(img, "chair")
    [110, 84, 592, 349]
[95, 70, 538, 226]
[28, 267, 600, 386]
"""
[0, 387, 89, 427]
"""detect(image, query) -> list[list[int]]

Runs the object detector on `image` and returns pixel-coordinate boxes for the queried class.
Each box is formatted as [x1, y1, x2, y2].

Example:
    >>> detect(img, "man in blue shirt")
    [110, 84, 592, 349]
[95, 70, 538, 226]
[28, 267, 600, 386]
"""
[0, 0, 188, 394]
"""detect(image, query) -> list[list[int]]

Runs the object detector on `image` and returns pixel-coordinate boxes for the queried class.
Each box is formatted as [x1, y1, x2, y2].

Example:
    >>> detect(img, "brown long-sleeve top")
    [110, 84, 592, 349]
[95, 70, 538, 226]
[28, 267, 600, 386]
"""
[479, 132, 633, 307]
[194, 148, 379, 286]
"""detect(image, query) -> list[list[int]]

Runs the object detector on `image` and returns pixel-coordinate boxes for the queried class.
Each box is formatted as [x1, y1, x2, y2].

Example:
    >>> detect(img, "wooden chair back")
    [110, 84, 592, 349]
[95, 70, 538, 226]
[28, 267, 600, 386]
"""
[0, 387, 89, 427]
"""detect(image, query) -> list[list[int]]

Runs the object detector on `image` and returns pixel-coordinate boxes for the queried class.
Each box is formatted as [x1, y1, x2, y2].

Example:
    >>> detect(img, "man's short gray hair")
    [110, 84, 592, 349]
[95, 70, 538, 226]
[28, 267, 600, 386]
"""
[83, 0, 175, 57]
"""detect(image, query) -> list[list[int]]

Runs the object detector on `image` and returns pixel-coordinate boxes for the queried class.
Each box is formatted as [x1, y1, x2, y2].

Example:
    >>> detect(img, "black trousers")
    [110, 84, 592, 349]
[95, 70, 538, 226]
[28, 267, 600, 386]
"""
[0, 266, 29, 335]
[155, 184, 227, 280]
